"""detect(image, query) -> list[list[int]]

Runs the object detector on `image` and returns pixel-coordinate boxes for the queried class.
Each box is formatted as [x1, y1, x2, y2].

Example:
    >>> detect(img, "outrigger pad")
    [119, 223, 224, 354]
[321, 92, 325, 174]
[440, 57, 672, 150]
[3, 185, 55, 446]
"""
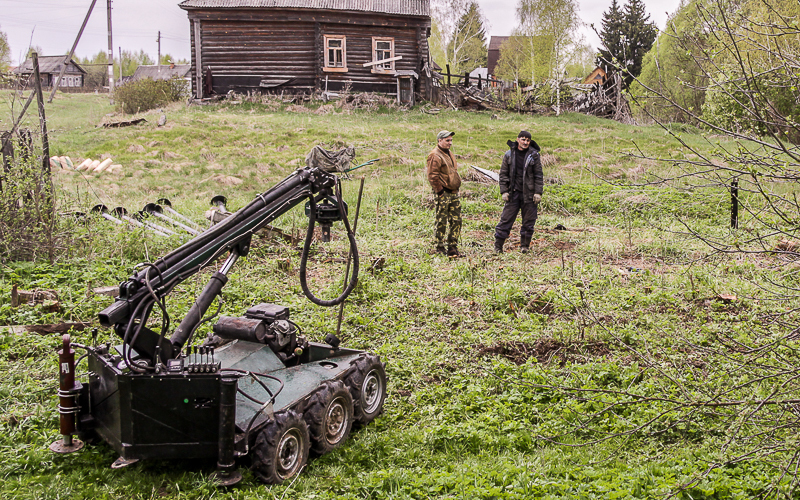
[305, 145, 355, 173]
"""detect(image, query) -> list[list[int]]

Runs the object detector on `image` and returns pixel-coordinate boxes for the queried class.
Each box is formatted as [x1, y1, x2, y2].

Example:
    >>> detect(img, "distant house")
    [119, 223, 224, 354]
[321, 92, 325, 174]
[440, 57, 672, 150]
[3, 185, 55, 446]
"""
[131, 64, 192, 82]
[179, 0, 433, 102]
[13, 56, 87, 88]
[487, 36, 510, 78]
[582, 66, 607, 85]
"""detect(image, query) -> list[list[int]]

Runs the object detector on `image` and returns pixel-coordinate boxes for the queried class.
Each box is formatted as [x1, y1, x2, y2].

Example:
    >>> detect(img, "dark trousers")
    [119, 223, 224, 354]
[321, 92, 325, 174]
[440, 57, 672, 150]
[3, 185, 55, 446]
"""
[434, 191, 462, 249]
[495, 191, 537, 240]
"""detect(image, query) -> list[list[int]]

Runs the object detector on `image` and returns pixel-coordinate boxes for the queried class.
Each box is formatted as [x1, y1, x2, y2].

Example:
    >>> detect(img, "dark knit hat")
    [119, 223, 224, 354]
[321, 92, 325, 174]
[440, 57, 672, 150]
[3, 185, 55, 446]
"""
[518, 130, 532, 140]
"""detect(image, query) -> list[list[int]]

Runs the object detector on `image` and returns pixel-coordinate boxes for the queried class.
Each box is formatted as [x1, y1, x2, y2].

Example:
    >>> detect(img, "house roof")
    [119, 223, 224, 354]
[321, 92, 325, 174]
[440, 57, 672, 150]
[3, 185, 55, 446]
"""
[132, 64, 192, 81]
[582, 66, 607, 84]
[178, 0, 430, 16]
[488, 36, 510, 51]
[13, 55, 87, 75]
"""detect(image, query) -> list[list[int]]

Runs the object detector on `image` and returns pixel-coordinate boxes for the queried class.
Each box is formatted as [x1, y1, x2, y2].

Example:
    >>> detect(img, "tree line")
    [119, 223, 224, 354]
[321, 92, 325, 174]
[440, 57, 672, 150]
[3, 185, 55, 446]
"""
[78, 51, 187, 89]
[0, 29, 185, 89]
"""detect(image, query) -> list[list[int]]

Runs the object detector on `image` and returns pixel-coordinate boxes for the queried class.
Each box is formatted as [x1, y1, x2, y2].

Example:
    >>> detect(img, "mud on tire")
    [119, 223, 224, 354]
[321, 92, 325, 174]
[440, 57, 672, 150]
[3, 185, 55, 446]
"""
[251, 410, 310, 484]
[303, 380, 354, 455]
[344, 354, 387, 425]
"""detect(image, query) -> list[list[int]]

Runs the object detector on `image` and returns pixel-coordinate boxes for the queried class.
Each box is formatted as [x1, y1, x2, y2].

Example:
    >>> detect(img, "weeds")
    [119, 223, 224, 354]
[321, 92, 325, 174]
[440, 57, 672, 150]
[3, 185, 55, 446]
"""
[0, 91, 798, 498]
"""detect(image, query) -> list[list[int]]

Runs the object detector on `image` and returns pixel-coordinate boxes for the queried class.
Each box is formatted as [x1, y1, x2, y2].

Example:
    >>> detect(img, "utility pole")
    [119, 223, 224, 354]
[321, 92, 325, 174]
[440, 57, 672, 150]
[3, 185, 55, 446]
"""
[107, 0, 114, 99]
[157, 31, 161, 71]
[118, 46, 122, 82]
[48, 0, 100, 103]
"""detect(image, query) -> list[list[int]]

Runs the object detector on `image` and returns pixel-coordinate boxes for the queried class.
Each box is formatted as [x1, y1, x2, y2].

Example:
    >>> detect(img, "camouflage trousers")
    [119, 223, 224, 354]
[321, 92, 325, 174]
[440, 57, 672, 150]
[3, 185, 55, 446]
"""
[434, 191, 462, 249]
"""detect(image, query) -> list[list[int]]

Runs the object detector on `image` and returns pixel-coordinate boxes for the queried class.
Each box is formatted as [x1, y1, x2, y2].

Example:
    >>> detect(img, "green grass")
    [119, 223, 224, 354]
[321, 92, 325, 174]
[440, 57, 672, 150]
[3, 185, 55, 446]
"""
[1, 91, 799, 499]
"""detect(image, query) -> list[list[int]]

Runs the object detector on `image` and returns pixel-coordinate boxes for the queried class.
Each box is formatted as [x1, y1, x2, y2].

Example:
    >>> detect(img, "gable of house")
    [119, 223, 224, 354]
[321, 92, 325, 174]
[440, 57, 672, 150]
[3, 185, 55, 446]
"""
[582, 67, 607, 85]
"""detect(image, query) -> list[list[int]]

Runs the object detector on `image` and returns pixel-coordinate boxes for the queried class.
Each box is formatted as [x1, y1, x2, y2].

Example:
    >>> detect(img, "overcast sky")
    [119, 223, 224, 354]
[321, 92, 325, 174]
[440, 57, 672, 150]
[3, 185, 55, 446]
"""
[2, 0, 684, 66]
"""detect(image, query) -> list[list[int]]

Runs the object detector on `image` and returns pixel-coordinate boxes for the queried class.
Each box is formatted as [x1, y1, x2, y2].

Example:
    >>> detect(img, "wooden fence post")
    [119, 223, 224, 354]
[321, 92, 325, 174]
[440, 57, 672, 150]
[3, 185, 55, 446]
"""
[730, 178, 739, 229]
[31, 52, 51, 178]
[446, 64, 451, 85]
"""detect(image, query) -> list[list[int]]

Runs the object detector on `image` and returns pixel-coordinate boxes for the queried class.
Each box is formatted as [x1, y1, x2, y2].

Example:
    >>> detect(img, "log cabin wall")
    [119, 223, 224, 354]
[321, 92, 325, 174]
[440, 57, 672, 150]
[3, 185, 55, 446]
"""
[182, 7, 430, 98]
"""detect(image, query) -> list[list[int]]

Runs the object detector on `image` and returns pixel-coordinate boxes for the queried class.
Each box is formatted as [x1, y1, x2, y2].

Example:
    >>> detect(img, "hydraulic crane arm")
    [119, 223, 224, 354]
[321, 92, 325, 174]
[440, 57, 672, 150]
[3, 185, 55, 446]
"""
[98, 167, 357, 366]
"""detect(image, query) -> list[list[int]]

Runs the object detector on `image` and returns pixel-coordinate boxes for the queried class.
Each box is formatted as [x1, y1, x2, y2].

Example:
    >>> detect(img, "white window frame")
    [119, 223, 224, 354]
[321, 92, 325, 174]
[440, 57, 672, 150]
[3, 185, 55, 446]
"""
[323, 35, 347, 73]
[371, 37, 395, 74]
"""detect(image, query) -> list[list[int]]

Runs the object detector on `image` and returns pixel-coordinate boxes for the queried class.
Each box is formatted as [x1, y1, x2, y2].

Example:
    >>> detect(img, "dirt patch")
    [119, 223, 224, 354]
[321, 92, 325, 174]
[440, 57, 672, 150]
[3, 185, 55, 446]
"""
[475, 338, 611, 366]
[627, 165, 647, 181]
[541, 153, 557, 168]
[314, 104, 336, 115]
[286, 104, 311, 113]
[127, 144, 145, 153]
[209, 175, 242, 186]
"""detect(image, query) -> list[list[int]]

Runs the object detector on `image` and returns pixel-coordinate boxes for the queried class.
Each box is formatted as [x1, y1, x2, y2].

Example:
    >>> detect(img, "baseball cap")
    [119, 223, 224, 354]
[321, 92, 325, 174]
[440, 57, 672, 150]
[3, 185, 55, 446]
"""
[437, 130, 455, 140]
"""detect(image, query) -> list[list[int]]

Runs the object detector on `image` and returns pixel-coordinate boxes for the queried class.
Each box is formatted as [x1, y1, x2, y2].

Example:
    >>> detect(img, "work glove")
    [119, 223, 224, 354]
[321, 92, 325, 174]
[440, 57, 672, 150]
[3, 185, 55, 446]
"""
[533, 194, 542, 204]
[502, 192, 509, 202]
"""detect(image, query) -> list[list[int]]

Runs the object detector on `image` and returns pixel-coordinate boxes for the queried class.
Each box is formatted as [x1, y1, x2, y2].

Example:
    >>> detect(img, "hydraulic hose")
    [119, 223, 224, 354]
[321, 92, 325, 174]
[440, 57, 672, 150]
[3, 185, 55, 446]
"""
[299, 181, 359, 306]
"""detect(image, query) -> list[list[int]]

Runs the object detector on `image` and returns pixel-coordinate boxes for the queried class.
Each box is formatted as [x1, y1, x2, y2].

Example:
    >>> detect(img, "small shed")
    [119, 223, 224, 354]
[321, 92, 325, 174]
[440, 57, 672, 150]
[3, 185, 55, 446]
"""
[179, 0, 432, 101]
[487, 36, 510, 78]
[582, 66, 607, 85]
[13, 56, 87, 88]
[131, 64, 192, 82]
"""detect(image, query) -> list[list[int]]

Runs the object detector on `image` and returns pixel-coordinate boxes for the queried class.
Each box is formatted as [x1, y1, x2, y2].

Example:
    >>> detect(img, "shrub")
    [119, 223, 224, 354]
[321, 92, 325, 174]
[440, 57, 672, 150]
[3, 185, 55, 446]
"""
[0, 131, 59, 263]
[114, 76, 188, 114]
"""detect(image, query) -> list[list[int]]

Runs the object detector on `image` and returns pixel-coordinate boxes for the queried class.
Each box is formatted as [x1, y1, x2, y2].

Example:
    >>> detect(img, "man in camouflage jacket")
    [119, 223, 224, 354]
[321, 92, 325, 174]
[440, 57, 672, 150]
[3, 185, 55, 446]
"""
[426, 130, 462, 257]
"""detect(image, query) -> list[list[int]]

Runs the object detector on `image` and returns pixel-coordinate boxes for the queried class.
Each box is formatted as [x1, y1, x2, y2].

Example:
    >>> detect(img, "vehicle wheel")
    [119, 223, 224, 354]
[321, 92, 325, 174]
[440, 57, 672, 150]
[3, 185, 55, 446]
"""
[304, 380, 354, 455]
[345, 354, 387, 425]
[250, 410, 310, 484]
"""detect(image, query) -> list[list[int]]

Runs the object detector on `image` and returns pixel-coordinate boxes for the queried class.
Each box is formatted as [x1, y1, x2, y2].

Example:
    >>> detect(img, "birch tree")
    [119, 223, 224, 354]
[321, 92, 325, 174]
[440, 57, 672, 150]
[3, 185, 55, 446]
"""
[516, 0, 581, 82]
[430, 0, 490, 74]
[0, 27, 11, 73]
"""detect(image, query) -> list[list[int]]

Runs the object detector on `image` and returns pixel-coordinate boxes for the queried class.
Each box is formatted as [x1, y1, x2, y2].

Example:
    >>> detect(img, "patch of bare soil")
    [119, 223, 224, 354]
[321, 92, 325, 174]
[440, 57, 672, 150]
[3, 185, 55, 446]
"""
[541, 153, 557, 168]
[210, 175, 243, 186]
[286, 104, 311, 113]
[314, 104, 336, 115]
[476, 338, 611, 366]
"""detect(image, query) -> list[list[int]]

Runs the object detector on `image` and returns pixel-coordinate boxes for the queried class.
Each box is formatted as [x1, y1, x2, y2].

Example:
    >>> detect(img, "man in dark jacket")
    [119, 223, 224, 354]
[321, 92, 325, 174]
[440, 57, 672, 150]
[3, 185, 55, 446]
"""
[494, 130, 543, 253]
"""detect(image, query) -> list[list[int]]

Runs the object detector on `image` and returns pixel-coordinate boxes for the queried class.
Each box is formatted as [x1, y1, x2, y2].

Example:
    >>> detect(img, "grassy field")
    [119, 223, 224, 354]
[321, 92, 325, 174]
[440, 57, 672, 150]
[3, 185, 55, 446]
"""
[1, 91, 798, 499]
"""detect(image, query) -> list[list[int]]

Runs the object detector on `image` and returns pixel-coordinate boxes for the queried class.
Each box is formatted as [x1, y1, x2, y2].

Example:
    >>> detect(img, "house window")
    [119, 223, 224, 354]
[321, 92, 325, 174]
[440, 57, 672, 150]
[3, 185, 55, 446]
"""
[371, 37, 395, 73]
[323, 35, 347, 73]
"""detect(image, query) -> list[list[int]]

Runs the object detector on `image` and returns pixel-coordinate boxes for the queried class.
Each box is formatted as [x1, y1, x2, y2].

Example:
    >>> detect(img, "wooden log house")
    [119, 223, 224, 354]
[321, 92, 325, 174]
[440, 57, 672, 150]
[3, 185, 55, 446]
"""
[13, 56, 87, 89]
[179, 0, 432, 103]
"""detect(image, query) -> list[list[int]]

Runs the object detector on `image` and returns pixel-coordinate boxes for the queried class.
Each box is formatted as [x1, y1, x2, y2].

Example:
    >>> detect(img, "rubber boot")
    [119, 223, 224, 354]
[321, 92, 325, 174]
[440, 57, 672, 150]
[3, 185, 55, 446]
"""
[494, 238, 505, 254]
[520, 235, 532, 253]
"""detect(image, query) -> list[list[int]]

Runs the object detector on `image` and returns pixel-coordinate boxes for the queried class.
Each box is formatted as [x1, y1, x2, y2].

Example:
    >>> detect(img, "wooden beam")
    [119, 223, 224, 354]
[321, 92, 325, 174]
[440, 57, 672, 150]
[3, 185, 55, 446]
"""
[194, 19, 203, 98]
[362, 55, 402, 67]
